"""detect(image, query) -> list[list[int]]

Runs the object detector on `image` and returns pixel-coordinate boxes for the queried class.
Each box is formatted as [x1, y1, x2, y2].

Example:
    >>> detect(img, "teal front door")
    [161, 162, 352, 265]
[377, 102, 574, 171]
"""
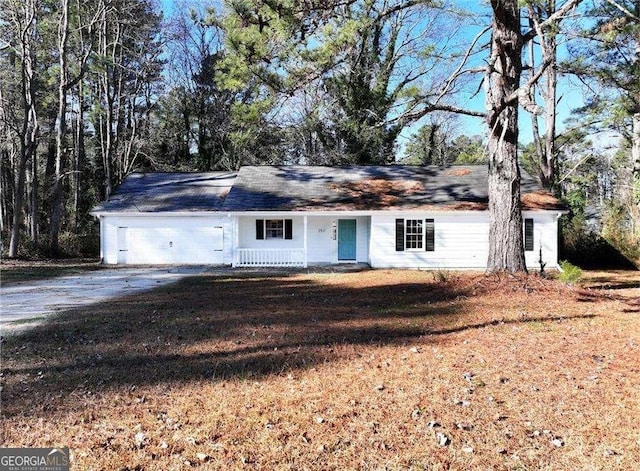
[338, 219, 357, 261]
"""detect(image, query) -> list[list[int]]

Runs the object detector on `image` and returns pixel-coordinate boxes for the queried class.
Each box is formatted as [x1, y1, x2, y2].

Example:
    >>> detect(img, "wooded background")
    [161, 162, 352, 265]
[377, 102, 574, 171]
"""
[1, 0, 638, 268]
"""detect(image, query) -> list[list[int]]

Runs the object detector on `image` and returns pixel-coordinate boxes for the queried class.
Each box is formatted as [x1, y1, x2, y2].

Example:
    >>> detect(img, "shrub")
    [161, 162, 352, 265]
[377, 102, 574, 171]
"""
[558, 260, 582, 283]
[57, 232, 100, 257]
[431, 268, 450, 284]
[1, 231, 99, 259]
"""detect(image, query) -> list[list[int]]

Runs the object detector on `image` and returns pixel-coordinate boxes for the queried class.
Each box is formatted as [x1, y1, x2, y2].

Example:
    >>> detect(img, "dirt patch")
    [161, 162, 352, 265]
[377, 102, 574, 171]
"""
[1, 270, 638, 470]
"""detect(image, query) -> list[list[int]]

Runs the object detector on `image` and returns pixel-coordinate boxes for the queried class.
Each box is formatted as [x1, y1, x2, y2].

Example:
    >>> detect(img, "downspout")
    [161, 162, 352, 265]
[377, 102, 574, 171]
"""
[555, 211, 565, 270]
[99, 215, 104, 263]
[303, 215, 308, 268]
[231, 213, 238, 267]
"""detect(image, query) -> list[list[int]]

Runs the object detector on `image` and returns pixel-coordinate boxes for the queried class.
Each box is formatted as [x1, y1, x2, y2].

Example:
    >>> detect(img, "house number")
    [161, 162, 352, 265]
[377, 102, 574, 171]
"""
[318, 228, 326, 233]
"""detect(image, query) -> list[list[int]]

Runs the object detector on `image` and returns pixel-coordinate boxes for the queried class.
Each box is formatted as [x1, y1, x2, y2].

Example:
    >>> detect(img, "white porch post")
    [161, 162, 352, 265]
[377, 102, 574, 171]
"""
[303, 215, 308, 268]
[232, 215, 239, 267]
[99, 216, 104, 263]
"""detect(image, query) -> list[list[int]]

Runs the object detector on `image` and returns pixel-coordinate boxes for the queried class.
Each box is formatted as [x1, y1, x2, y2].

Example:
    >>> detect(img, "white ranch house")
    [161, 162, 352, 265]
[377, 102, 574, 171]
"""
[91, 165, 567, 270]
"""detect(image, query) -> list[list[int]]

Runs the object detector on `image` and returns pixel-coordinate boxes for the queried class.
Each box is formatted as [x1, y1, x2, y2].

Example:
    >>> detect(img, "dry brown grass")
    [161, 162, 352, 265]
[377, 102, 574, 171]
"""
[1, 269, 639, 470]
[0, 258, 101, 285]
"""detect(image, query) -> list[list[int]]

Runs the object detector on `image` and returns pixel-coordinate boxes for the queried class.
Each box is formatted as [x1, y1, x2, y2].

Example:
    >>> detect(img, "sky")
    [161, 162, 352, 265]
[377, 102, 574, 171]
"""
[158, 0, 588, 149]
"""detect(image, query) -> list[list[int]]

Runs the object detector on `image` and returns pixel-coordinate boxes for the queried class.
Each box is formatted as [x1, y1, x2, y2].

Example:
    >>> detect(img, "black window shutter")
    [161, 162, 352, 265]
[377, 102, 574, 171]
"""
[395, 219, 405, 251]
[425, 219, 435, 252]
[524, 218, 534, 251]
[256, 219, 264, 240]
[284, 219, 293, 240]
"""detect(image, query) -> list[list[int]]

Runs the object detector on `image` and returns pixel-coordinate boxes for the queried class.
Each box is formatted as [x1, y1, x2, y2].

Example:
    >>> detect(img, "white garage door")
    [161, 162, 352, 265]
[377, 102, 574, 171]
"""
[118, 221, 224, 265]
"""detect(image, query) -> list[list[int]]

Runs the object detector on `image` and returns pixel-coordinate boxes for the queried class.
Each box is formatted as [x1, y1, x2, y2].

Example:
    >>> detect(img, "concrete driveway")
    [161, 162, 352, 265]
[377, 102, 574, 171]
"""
[0, 266, 209, 335]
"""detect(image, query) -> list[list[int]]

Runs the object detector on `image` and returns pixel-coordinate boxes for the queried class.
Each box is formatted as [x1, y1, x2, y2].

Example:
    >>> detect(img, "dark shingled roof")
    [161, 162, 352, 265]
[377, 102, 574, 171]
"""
[92, 165, 566, 214]
[92, 172, 237, 213]
[222, 165, 565, 211]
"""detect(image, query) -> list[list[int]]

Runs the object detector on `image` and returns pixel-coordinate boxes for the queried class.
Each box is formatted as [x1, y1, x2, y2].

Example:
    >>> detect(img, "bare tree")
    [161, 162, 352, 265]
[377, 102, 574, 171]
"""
[49, 0, 101, 252]
[5, 0, 40, 258]
[49, 0, 71, 254]
[527, 0, 560, 191]
[92, 0, 163, 199]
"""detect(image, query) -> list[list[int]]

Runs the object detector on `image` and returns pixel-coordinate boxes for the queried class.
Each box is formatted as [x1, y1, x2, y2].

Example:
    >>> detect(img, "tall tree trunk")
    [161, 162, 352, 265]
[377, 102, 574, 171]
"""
[632, 111, 640, 240]
[634, 26, 640, 181]
[528, 1, 558, 191]
[542, 12, 558, 188]
[74, 81, 85, 233]
[0, 153, 9, 234]
[29, 146, 38, 242]
[631, 7, 640, 243]
[9, 0, 39, 258]
[633, 111, 640, 179]
[0, 86, 13, 234]
[50, 0, 70, 254]
[98, 1, 117, 199]
[485, 0, 527, 273]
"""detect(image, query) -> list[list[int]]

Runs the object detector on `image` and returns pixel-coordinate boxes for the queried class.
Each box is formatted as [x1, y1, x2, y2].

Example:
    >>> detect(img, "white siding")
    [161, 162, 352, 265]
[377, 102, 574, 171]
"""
[523, 211, 560, 270]
[100, 215, 232, 265]
[100, 211, 561, 269]
[307, 216, 333, 263]
[238, 217, 304, 249]
[353, 216, 370, 264]
[369, 212, 561, 270]
[237, 215, 370, 264]
[102, 217, 119, 265]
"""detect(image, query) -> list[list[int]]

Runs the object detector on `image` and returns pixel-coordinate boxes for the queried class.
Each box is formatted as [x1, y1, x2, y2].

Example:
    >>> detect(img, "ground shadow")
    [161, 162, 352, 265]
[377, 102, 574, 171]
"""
[561, 232, 639, 270]
[576, 287, 640, 313]
[0, 271, 600, 418]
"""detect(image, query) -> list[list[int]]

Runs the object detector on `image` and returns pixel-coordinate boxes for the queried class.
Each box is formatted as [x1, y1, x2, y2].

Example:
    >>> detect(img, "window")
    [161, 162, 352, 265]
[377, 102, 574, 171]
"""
[524, 218, 534, 251]
[405, 219, 423, 250]
[265, 219, 284, 239]
[395, 218, 435, 252]
[256, 219, 293, 240]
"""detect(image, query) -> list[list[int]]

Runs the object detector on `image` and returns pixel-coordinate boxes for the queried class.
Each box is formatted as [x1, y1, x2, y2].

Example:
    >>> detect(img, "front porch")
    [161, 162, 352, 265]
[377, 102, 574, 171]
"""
[232, 215, 370, 268]
[235, 248, 306, 267]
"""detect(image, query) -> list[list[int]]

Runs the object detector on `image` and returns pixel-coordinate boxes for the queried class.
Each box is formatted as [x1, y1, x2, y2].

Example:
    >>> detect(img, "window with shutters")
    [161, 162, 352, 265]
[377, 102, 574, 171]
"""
[405, 219, 423, 250]
[396, 218, 435, 252]
[265, 219, 284, 239]
[256, 219, 293, 240]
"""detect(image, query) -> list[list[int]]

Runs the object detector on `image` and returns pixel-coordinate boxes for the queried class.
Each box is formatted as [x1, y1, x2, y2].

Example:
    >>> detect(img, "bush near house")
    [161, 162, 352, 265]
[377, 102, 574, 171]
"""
[558, 260, 583, 283]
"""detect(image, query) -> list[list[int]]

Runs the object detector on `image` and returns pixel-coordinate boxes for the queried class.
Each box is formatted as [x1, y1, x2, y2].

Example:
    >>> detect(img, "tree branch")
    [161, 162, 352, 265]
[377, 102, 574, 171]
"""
[435, 26, 491, 105]
[387, 102, 486, 128]
[602, 0, 640, 21]
[557, 153, 593, 184]
[522, 0, 582, 43]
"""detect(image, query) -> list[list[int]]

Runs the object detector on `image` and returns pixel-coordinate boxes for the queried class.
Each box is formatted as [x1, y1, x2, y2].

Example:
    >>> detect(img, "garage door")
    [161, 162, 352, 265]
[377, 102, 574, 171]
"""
[118, 223, 224, 265]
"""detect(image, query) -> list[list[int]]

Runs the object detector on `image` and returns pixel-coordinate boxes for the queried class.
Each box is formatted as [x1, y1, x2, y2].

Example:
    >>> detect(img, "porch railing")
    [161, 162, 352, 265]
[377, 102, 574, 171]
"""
[235, 248, 306, 267]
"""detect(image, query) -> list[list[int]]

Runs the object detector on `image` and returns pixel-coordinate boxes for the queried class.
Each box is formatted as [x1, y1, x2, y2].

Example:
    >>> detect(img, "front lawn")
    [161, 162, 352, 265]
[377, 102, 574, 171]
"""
[1, 269, 638, 470]
[0, 258, 101, 285]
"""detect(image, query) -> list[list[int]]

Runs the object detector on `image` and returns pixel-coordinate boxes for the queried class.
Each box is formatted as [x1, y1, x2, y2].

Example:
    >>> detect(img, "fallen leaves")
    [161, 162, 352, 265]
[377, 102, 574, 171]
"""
[435, 432, 451, 447]
[1, 269, 638, 470]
